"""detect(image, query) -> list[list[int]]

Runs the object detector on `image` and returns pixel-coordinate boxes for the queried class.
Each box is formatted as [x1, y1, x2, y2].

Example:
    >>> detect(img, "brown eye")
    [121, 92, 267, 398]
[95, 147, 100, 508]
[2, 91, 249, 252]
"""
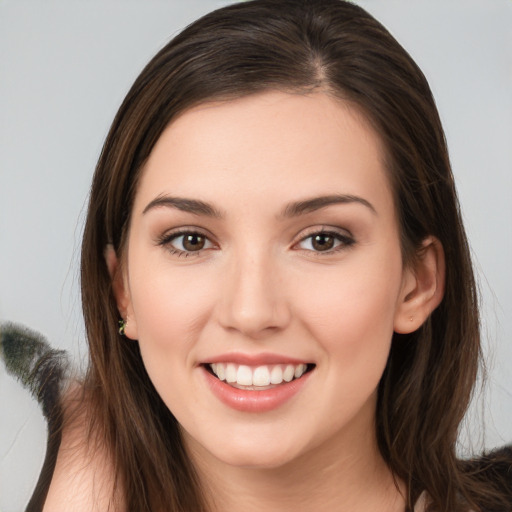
[296, 230, 355, 254]
[182, 233, 206, 251]
[311, 233, 335, 251]
[163, 231, 214, 255]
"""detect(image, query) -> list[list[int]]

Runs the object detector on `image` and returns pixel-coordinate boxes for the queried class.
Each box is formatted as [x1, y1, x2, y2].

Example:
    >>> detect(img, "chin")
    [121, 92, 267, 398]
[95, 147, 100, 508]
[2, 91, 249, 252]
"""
[185, 427, 309, 471]
[216, 445, 302, 470]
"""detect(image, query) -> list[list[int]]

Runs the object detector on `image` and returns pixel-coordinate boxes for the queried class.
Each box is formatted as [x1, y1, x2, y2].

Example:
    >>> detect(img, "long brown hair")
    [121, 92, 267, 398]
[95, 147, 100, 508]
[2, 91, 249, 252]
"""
[80, 1, 506, 510]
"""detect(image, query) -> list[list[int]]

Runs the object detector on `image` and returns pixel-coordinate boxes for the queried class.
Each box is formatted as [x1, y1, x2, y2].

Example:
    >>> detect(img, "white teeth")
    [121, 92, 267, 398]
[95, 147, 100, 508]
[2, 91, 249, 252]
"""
[270, 365, 283, 384]
[209, 362, 310, 387]
[253, 366, 271, 386]
[225, 363, 237, 383]
[283, 364, 295, 382]
[216, 363, 225, 381]
[237, 365, 253, 386]
[295, 364, 307, 378]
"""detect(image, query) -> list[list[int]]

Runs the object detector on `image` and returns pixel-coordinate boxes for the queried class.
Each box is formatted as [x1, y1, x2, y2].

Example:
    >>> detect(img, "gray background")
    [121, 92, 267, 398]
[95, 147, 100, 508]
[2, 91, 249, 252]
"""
[1, 1, 511, 510]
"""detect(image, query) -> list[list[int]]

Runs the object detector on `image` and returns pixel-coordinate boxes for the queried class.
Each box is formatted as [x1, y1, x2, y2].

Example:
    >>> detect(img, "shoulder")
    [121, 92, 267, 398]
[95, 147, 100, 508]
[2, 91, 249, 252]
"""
[43, 384, 125, 512]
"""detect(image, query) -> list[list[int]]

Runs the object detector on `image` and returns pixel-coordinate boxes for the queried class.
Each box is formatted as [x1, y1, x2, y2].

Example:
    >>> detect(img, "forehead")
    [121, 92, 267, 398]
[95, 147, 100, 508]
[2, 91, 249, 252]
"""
[134, 91, 393, 218]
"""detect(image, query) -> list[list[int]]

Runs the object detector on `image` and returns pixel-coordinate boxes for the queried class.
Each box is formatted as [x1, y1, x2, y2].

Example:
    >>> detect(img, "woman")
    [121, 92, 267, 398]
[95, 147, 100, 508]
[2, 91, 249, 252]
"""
[11, 0, 510, 510]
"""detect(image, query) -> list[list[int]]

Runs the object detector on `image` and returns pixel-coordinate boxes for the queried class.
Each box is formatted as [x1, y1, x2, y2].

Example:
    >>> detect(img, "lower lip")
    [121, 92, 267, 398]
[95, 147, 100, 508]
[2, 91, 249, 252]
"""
[202, 366, 312, 413]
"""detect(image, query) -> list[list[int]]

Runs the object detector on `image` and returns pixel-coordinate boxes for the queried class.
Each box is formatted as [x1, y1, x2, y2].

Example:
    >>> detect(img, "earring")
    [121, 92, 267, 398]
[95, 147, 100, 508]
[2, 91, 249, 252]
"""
[118, 318, 127, 336]
[409, 316, 414, 322]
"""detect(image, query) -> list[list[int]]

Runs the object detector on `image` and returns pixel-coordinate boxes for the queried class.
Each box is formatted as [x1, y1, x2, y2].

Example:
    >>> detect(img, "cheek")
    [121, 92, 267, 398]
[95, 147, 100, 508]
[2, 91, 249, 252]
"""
[293, 255, 403, 365]
[127, 260, 218, 365]
[288, 256, 404, 430]
[126, 263, 222, 417]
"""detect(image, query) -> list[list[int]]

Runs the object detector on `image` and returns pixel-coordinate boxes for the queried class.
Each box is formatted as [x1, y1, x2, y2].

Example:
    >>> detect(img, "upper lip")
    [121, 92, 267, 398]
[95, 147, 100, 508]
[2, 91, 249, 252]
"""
[202, 352, 312, 366]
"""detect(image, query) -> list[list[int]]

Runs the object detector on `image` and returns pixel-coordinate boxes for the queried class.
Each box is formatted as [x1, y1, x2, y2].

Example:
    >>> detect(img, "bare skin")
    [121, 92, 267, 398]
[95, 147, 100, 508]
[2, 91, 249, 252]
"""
[43, 387, 124, 511]
[187, 393, 407, 512]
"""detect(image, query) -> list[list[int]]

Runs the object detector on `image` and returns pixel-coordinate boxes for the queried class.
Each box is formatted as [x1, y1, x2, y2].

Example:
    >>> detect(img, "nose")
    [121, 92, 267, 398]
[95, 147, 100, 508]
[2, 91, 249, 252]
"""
[217, 250, 291, 339]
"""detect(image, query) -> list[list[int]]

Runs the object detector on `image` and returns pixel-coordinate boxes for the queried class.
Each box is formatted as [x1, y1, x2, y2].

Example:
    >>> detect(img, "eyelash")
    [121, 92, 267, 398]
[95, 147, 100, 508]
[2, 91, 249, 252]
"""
[296, 229, 355, 256]
[157, 229, 213, 258]
[157, 228, 355, 258]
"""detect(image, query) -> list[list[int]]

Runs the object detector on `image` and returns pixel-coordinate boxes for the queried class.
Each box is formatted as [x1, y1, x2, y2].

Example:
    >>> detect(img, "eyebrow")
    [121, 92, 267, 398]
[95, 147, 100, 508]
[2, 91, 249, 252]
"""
[142, 195, 224, 218]
[280, 194, 377, 217]
[142, 193, 376, 218]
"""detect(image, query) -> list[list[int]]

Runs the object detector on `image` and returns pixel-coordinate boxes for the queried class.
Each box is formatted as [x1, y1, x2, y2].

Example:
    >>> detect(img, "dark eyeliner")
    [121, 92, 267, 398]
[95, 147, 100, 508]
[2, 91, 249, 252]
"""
[156, 229, 211, 257]
[296, 229, 356, 255]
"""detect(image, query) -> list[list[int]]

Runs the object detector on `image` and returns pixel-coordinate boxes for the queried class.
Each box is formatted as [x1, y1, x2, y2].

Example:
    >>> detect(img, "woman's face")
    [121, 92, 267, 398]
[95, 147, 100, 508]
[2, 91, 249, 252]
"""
[117, 91, 417, 469]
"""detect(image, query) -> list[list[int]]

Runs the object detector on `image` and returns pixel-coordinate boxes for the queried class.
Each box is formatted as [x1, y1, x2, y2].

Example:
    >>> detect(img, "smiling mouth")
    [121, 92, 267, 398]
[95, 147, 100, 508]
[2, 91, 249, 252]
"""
[205, 362, 315, 390]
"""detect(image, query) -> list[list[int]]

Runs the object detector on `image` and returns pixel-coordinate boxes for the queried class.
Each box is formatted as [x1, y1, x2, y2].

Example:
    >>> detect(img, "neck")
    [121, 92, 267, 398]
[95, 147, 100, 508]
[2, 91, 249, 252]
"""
[186, 414, 406, 512]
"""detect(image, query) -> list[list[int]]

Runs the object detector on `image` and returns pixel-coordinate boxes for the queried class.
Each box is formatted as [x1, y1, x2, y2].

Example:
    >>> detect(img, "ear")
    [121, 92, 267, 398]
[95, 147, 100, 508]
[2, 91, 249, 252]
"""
[104, 244, 138, 340]
[394, 236, 445, 334]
